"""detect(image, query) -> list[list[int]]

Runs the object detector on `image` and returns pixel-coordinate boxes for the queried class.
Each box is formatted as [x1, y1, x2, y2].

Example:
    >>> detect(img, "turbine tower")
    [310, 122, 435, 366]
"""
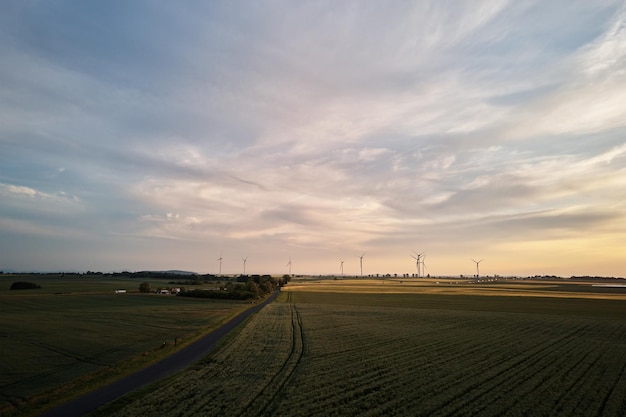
[287, 257, 292, 275]
[217, 250, 223, 275]
[242, 256, 248, 275]
[359, 252, 366, 277]
[340, 260, 344, 276]
[411, 252, 423, 277]
[471, 258, 484, 278]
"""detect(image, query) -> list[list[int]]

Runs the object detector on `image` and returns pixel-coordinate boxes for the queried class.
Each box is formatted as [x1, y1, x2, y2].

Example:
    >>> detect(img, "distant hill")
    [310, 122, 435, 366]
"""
[151, 270, 198, 275]
[109, 270, 201, 279]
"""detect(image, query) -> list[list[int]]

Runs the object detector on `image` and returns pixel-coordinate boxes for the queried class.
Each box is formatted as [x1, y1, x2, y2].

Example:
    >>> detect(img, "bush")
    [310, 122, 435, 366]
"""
[10, 282, 41, 290]
[139, 282, 151, 293]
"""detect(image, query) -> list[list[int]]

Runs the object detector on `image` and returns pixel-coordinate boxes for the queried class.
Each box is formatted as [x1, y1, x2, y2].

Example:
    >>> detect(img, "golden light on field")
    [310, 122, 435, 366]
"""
[283, 278, 626, 301]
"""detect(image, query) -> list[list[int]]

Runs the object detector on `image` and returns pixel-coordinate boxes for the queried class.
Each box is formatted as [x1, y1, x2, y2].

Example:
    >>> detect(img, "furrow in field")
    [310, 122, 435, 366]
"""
[506, 320, 626, 417]
[559, 359, 609, 416]
[442, 319, 625, 417]
[471, 329, 603, 416]
[424, 320, 608, 415]
[280, 307, 550, 415]
[401, 319, 573, 394]
[596, 347, 626, 417]
[298, 305, 535, 376]
[560, 326, 626, 417]
[294, 314, 576, 414]
[430, 321, 595, 417]
[303, 314, 459, 376]
[549, 345, 617, 415]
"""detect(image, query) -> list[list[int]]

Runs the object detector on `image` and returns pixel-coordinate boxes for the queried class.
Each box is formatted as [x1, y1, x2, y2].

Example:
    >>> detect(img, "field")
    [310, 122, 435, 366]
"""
[95, 278, 626, 417]
[0, 275, 251, 415]
[286, 277, 626, 300]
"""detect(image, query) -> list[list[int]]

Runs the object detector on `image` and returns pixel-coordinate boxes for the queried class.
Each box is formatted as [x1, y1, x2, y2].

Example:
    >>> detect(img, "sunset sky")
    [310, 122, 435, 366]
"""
[1, 1, 625, 277]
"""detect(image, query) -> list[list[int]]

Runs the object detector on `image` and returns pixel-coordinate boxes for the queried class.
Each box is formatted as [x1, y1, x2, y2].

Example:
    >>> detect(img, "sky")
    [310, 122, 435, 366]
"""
[1, 1, 625, 277]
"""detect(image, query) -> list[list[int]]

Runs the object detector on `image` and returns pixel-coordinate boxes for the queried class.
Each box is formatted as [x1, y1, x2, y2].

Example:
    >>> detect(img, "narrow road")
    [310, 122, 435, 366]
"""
[39, 291, 280, 417]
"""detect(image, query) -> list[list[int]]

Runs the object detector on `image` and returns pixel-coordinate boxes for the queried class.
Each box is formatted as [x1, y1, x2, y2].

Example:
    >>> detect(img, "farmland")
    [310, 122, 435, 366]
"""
[0, 274, 252, 416]
[96, 278, 626, 417]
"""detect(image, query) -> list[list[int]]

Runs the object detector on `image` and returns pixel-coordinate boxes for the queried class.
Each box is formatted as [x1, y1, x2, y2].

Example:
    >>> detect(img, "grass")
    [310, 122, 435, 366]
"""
[0, 275, 251, 416]
[94, 279, 626, 416]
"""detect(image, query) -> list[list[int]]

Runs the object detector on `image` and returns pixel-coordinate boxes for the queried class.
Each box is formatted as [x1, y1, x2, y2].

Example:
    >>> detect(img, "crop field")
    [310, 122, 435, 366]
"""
[286, 277, 626, 300]
[96, 279, 626, 417]
[0, 275, 250, 414]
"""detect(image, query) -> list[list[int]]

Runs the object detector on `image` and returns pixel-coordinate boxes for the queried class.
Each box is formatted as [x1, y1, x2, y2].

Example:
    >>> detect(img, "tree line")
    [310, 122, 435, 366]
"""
[177, 275, 291, 300]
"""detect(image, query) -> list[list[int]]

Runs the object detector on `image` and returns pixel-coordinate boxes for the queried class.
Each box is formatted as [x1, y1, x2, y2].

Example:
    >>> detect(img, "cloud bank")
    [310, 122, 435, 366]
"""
[1, 1, 625, 276]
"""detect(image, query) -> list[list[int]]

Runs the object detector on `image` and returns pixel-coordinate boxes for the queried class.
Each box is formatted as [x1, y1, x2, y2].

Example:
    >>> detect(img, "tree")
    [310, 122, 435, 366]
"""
[10, 281, 41, 290]
[139, 282, 151, 293]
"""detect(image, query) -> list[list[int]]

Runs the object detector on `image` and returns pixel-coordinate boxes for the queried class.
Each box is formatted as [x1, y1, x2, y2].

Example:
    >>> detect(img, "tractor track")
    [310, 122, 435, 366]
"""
[238, 300, 305, 417]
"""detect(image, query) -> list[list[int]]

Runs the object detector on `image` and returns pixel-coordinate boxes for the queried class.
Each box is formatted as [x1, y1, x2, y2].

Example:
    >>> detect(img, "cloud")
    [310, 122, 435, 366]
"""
[0, 182, 82, 209]
[485, 4, 626, 142]
[1, 1, 625, 275]
[578, 3, 626, 81]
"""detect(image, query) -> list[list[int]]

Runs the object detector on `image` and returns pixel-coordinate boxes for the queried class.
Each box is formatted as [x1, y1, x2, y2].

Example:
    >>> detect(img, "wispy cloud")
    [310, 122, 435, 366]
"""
[0, 183, 82, 211]
[1, 1, 625, 275]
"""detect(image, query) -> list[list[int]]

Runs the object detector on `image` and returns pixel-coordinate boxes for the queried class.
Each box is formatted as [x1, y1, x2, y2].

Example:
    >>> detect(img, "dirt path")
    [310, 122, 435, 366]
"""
[38, 291, 280, 417]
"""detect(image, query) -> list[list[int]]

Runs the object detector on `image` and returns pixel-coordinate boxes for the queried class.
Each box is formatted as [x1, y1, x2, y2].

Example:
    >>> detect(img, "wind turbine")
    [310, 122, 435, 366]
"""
[471, 258, 484, 278]
[411, 252, 422, 277]
[217, 250, 223, 275]
[242, 256, 248, 275]
[359, 252, 366, 277]
[340, 260, 344, 276]
[286, 257, 292, 276]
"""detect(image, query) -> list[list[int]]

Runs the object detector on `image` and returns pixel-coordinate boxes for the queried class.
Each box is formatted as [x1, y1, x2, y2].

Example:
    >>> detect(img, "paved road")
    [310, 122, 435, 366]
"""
[39, 291, 280, 417]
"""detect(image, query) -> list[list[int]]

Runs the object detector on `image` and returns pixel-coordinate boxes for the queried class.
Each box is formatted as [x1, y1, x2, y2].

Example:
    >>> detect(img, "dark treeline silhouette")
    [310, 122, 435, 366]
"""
[10, 281, 42, 290]
[110, 271, 203, 279]
[178, 275, 291, 300]
[527, 275, 626, 281]
[1, 271, 201, 279]
[568, 275, 625, 281]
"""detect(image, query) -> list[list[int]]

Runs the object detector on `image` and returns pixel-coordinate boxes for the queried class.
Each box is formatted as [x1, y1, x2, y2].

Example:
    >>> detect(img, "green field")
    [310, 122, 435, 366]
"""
[0, 275, 251, 415]
[95, 286, 626, 417]
[4, 276, 626, 417]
